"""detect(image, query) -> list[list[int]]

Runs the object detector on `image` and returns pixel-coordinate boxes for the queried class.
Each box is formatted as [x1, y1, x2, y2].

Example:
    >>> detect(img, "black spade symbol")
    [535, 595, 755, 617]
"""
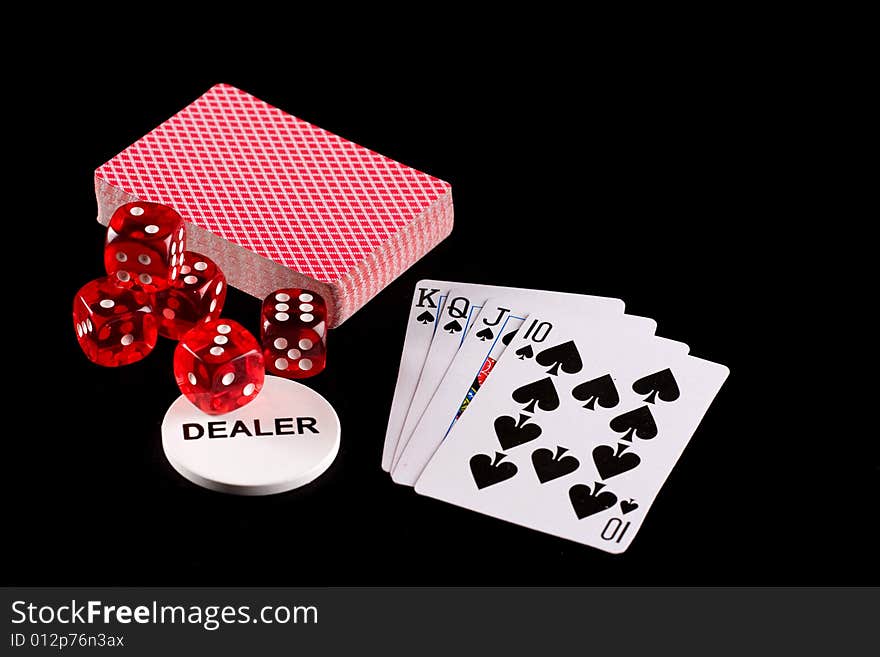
[569, 482, 618, 520]
[470, 452, 517, 489]
[475, 327, 494, 341]
[536, 340, 583, 376]
[632, 368, 680, 404]
[443, 319, 463, 334]
[620, 499, 639, 514]
[592, 443, 641, 480]
[571, 374, 619, 410]
[515, 344, 534, 359]
[512, 377, 559, 413]
[416, 310, 435, 324]
[501, 330, 518, 346]
[494, 414, 542, 449]
[609, 406, 657, 442]
[531, 446, 580, 483]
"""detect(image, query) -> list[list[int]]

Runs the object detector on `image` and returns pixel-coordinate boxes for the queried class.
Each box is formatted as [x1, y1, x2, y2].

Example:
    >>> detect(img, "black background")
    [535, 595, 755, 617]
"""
[6, 39, 876, 586]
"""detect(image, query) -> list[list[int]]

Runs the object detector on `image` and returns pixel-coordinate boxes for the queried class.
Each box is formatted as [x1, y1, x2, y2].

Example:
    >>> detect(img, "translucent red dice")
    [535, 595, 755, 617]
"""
[174, 319, 265, 415]
[104, 201, 186, 292]
[261, 289, 327, 378]
[154, 252, 227, 340]
[73, 276, 158, 366]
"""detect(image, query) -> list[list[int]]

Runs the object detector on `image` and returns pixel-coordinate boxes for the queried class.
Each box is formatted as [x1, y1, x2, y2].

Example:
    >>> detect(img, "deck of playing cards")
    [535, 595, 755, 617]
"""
[95, 84, 453, 327]
[383, 281, 728, 553]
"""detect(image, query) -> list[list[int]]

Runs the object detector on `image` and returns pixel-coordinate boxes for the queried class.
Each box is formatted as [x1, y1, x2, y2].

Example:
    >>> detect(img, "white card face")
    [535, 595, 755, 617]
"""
[391, 298, 520, 482]
[392, 298, 667, 485]
[381, 281, 450, 471]
[390, 288, 488, 470]
[415, 311, 728, 554]
[388, 286, 628, 471]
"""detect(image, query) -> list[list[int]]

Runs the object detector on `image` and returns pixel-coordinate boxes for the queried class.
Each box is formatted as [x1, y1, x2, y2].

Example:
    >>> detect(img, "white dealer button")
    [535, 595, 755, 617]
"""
[162, 376, 340, 495]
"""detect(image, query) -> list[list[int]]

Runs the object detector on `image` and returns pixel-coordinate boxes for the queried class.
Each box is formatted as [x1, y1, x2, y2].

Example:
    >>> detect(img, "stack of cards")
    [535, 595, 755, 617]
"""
[382, 280, 728, 553]
[95, 83, 453, 327]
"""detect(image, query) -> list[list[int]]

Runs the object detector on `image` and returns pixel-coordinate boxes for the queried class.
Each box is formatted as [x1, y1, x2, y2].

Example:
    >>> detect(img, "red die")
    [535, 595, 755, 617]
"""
[174, 319, 265, 415]
[73, 276, 158, 366]
[104, 201, 186, 292]
[261, 289, 327, 379]
[154, 252, 227, 340]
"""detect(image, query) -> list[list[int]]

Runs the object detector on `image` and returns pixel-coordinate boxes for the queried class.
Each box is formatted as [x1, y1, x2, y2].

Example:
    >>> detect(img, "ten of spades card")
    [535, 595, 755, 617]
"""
[415, 310, 728, 554]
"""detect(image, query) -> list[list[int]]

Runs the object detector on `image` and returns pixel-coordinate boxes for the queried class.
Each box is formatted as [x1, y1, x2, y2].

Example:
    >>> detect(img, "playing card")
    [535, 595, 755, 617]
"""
[415, 310, 728, 554]
[389, 287, 488, 470]
[388, 286, 627, 471]
[381, 281, 450, 471]
[391, 297, 517, 482]
[392, 298, 671, 485]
